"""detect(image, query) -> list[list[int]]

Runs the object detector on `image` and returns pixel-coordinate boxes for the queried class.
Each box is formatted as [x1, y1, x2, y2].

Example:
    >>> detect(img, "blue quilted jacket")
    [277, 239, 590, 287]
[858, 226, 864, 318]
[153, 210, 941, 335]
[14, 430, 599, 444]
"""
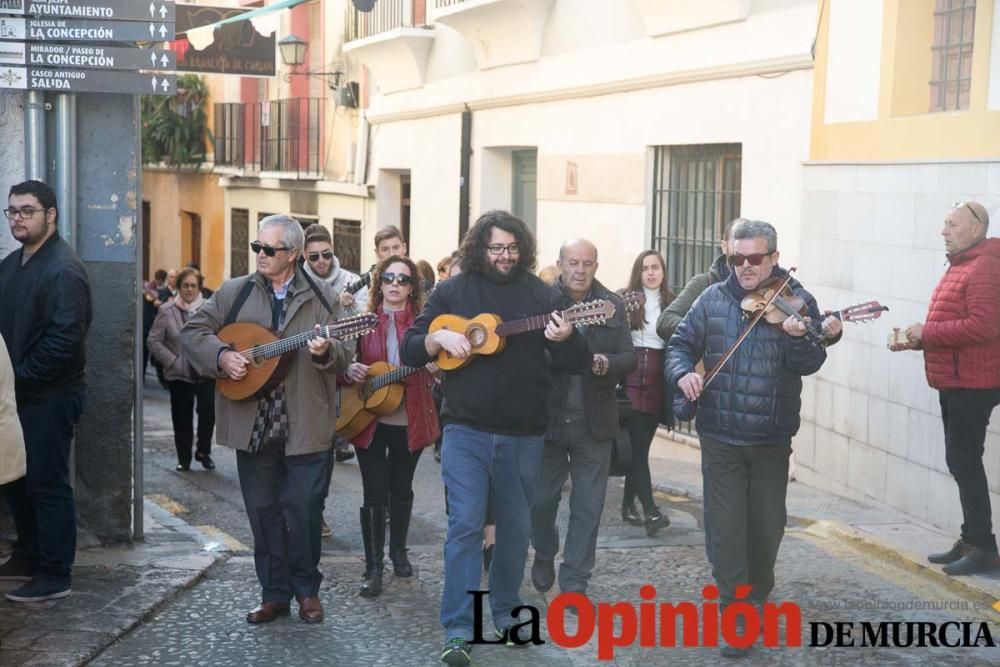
[666, 270, 827, 446]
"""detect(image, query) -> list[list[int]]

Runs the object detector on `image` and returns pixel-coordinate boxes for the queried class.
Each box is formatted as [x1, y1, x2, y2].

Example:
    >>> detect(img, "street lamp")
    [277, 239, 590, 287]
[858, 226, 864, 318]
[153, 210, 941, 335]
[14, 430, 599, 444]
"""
[278, 34, 345, 91]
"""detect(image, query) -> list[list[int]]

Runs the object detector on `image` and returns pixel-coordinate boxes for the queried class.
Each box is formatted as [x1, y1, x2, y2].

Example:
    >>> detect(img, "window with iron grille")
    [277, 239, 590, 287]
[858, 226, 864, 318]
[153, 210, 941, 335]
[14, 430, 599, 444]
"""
[334, 219, 362, 274]
[930, 0, 976, 112]
[650, 144, 742, 294]
[230, 208, 250, 278]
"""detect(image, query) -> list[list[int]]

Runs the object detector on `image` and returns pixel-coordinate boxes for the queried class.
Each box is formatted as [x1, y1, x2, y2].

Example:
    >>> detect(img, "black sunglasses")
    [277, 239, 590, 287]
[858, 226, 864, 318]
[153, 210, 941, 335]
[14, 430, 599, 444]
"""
[251, 241, 292, 257]
[727, 252, 774, 267]
[307, 251, 334, 262]
[381, 272, 413, 286]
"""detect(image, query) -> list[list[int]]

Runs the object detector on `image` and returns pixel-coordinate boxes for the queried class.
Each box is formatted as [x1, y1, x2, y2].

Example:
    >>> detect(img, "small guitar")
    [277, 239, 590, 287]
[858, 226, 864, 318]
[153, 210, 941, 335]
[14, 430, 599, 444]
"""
[217, 313, 378, 401]
[429, 299, 617, 371]
[336, 361, 423, 440]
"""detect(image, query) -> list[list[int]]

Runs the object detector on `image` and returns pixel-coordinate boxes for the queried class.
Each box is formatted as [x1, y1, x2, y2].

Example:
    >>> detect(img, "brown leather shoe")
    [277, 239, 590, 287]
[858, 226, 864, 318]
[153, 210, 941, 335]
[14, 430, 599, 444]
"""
[296, 595, 324, 624]
[246, 602, 290, 624]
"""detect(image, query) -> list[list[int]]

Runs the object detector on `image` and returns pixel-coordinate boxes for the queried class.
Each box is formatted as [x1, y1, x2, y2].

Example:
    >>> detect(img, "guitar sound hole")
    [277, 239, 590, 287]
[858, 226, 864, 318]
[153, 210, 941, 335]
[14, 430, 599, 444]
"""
[466, 324, 487, 348]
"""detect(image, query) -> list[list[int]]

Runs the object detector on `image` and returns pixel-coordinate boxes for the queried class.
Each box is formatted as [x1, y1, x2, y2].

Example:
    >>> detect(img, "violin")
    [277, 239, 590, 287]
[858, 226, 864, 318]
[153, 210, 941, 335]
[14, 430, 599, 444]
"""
[740, 277, 824, 343]
[740, 276, 889, 346]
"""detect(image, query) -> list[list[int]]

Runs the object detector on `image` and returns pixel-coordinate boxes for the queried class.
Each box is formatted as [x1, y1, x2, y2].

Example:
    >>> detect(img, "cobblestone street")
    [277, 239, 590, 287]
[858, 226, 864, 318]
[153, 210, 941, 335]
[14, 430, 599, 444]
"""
[86, 385, 1000, 666]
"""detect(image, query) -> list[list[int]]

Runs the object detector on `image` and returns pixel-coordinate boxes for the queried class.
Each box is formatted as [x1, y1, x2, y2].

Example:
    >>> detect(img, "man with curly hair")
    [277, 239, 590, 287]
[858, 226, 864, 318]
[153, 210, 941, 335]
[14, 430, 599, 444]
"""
[402, 211, 589, 665]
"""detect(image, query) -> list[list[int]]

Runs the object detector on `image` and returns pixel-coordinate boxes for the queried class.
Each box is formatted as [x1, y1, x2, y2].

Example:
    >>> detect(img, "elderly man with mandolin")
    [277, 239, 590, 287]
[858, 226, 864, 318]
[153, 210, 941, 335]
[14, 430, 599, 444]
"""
[667, 220, 835, 658]
[401, 211, 589, 666]
[182, 215, 360, 627]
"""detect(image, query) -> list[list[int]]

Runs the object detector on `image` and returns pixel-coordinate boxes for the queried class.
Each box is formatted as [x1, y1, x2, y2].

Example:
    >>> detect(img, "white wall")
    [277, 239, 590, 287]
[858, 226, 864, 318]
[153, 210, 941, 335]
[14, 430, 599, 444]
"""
[823, 0, 884, 124]
[363, 0, 817, 279]
[368, 67, 813, 283]
[798, 161, 1000, 533]
[989, 0, 1000, 110]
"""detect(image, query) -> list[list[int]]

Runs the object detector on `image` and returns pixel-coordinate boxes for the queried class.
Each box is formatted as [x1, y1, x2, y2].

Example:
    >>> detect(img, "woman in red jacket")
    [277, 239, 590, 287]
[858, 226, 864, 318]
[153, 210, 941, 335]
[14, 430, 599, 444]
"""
[343, 255, 440, 598]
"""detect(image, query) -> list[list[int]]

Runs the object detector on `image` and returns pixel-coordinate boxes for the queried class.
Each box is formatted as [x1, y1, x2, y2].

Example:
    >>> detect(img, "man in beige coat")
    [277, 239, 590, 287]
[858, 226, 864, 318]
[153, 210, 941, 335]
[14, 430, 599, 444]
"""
[182, 215, 354, 625]
[0, 333, 25, 487]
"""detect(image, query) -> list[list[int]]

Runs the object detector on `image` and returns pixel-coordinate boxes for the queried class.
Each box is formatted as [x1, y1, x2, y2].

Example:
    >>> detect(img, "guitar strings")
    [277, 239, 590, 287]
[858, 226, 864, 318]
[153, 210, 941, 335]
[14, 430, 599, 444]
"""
[238, 315, 375, 360]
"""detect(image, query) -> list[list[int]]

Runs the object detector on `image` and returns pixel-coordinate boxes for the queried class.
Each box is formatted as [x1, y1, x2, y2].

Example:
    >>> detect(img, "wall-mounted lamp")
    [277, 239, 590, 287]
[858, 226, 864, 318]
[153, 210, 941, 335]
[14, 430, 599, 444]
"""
[279, 34, 345, 91]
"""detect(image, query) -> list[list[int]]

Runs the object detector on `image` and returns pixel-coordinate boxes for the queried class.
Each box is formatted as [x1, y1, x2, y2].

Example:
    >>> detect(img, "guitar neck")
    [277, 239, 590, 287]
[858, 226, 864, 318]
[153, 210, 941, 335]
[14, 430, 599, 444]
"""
[244, 323, 345, 361]
[495, 313, 557, 337]
[367, 365, 421, 392]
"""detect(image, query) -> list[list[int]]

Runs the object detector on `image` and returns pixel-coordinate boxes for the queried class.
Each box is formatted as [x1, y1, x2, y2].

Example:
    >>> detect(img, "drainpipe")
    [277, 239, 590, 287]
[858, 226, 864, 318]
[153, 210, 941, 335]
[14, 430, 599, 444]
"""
[459, 106, 471, 242]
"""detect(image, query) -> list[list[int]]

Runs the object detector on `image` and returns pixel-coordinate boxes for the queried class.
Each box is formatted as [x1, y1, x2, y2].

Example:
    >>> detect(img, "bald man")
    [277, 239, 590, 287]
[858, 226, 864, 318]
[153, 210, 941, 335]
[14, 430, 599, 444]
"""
[892, 201, 1000, 575]
[530, 240, 636, 598]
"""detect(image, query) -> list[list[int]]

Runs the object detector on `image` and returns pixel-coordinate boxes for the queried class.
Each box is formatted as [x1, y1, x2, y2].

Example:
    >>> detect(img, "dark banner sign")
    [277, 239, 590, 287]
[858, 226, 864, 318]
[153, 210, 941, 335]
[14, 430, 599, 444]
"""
[173, 4, 274, 77]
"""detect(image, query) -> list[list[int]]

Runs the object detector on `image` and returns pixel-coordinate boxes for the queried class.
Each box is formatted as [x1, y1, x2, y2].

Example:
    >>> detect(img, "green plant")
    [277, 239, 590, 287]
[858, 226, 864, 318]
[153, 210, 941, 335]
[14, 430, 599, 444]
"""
[141, 74, 213, 168]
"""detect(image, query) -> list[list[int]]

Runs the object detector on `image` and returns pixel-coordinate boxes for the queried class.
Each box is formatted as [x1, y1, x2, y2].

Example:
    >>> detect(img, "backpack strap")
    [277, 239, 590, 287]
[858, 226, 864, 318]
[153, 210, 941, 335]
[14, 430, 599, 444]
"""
[299, 267, 335, 315]
[223, 277, 256, 327]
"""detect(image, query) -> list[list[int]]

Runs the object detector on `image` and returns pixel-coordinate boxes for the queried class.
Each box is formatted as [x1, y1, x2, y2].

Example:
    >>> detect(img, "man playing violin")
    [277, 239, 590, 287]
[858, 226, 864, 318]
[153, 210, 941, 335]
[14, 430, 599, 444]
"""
[401, 211, 588, 666]
[182, 215, 355, 626]
[667, 220, 836, 658]
[890, 201, 1000, 576]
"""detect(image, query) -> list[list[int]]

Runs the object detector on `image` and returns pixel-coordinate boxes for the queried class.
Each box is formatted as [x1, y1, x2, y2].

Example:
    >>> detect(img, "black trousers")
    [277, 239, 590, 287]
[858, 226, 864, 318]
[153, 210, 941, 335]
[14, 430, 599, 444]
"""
[167, 379, 215, 466]
[940, 388, 1000, 552]
[6, 392, 84, 584]
[623, 411, 660, 513]
[355, 423, 422, 507]
[701, 436, 790, 604]
[236, 443, 330, 602]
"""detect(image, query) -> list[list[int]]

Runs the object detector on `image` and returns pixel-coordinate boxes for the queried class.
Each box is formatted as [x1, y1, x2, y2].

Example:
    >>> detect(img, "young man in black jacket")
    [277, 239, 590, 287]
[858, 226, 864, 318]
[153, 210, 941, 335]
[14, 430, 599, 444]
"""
[402, 211, 588, 666]
[668, 220, 836, 658]
[0, 180, 92, 603]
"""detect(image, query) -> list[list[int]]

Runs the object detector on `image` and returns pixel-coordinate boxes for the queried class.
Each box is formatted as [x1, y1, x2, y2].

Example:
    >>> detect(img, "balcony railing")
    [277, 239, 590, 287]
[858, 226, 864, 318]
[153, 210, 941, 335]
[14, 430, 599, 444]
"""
[214, 98, 324, 179]
[346, 0, 426, 42]
[435, 0, 468, 6]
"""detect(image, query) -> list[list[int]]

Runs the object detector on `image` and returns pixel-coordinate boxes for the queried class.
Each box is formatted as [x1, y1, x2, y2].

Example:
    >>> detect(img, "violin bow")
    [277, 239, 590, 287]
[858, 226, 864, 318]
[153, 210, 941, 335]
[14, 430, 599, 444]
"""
[701, 268, 798, 391]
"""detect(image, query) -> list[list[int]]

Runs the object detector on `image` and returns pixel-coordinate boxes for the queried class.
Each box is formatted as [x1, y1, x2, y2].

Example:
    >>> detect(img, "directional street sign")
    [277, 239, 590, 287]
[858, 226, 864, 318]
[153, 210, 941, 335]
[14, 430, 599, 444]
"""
[0, 0, 176, 23]
[0, 42, 175, 70]
[0, 17, 175, 42]
[0, 65, 175, 94]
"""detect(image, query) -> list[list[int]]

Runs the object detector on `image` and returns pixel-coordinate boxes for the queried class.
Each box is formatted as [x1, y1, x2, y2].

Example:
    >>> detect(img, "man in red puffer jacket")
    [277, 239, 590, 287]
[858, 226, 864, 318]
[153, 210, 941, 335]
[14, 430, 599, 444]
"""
[892, 201, 1000, 576]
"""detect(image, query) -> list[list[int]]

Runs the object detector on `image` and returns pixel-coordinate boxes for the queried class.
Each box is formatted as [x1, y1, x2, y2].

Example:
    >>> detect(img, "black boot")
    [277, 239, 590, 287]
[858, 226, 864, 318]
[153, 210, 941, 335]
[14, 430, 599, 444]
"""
[928, 538, 969, 564]
[359, 505, 385, 598]
[644, 507, 670, 536]
[621, 499, 642, 526]
[389, 498, 414, 577]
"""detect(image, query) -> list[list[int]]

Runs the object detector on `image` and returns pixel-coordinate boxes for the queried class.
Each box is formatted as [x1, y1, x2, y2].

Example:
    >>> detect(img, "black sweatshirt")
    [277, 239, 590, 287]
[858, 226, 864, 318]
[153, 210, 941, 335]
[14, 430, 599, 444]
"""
[401, 270, 589, 436]
[0, 233, 92, 405]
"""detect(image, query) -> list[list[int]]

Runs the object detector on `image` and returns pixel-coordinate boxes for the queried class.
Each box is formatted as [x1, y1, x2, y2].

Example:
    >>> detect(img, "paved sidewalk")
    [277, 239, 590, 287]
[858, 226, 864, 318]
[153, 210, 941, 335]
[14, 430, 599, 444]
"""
[0, 500, 225, 667]
[649, 431, 1000, 609]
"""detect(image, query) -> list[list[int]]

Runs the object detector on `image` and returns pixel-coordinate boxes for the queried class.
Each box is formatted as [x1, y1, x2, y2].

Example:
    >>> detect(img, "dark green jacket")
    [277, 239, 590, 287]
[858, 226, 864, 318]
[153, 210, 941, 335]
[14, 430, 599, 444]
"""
[656, 253, 728, 344]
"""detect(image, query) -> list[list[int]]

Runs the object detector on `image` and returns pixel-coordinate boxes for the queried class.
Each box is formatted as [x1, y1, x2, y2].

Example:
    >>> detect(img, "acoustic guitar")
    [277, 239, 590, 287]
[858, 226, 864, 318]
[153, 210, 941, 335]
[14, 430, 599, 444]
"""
[336, 361, 423, 441]
[429, 299, 619, 371]
[217, 313, 378, 401]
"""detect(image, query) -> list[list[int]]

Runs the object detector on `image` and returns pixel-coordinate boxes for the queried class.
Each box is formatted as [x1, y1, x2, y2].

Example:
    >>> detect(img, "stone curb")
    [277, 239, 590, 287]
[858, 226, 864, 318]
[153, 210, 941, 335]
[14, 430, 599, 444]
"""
[803, 520, 1000, 614]
[653, 480, 1000, 612]
[77, 554, 230, 666]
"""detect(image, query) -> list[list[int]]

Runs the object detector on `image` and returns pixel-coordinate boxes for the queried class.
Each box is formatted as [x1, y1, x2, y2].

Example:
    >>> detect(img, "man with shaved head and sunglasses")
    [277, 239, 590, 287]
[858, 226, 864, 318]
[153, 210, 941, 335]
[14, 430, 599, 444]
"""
[667, 220, 837, 658]
[891, 201, 1000, 577]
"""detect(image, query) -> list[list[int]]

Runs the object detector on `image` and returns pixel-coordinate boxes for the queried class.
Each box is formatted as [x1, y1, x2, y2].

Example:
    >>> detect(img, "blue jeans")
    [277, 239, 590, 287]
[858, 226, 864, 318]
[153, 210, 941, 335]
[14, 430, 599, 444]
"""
[439, 424, 543, 641]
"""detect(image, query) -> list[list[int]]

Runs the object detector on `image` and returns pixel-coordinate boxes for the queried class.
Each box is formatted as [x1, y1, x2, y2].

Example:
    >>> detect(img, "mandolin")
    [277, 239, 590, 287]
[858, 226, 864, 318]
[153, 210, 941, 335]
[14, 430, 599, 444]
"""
[336, 361, 423, 441]
[217, 313, 378, 401]
[429, 299, 618, 371]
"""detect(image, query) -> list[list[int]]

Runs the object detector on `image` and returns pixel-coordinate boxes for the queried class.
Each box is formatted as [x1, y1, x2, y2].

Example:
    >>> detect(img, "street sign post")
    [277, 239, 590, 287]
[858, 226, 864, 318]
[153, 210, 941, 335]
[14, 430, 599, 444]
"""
[0, 65, 175, 94]
[0, 0, 176, 23]
[0, 17, 175, 42]
[0, 43, 175, 70]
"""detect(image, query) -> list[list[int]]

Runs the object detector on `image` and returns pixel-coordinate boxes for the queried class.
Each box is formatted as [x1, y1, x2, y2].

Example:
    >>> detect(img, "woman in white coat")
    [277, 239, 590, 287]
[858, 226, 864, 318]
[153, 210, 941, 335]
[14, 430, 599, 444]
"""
[0, 333, 26, 487]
